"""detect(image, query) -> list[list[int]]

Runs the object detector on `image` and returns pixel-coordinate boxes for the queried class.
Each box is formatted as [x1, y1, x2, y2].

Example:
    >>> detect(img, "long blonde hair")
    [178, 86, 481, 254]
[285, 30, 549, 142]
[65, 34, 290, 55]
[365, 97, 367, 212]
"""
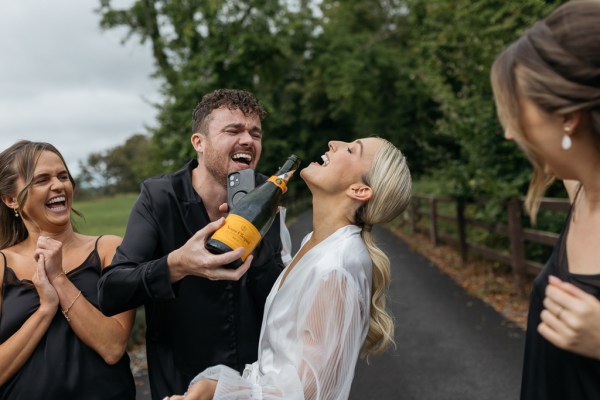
[491, 0, 600, 222]
[355, 139, 412, 358]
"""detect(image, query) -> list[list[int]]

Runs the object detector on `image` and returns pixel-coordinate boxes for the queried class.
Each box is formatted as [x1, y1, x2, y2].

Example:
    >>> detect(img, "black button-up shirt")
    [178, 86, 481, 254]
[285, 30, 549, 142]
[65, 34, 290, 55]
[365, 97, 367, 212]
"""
[98, 159, 284, 400]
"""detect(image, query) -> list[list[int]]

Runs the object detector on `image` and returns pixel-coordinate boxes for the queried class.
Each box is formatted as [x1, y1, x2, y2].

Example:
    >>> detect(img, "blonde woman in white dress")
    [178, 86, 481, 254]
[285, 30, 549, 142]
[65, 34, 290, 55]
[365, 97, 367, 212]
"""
[167, 137, 412, 400]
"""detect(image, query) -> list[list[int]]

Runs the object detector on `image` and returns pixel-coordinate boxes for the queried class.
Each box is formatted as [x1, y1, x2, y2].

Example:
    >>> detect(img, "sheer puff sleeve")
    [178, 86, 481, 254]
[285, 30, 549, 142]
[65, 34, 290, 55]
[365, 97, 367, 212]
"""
[190, 268, 368, 400]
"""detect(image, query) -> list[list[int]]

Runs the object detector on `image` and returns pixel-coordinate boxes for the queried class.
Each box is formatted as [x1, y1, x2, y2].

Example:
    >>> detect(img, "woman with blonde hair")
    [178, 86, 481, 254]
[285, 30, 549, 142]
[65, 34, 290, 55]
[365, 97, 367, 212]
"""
[491, 0, 600, 398]
[167, 137, 411, 400]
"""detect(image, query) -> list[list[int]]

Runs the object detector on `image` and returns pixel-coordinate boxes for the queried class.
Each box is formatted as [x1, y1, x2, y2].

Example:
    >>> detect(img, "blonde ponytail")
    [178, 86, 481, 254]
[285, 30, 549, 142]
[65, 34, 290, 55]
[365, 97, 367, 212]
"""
[360, 230, 395, 358]
[356, 139, 412, 358]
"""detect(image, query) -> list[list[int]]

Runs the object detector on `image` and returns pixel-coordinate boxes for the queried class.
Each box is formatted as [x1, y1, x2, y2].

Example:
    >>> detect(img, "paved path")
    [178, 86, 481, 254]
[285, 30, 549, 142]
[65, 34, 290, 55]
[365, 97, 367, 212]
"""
[137, 210, 525, 399]
[289, 211, 525, 400]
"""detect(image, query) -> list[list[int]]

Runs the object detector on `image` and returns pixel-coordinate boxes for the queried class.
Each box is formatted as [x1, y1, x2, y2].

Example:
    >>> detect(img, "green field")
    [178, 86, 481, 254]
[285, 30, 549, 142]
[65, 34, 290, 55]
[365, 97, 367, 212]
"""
[73, 193, 138, 236]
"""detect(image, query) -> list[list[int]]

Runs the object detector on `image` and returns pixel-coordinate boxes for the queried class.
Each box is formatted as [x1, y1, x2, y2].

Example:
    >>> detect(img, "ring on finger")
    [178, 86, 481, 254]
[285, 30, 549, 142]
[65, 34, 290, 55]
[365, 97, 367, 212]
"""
[556, 306, 564, 319]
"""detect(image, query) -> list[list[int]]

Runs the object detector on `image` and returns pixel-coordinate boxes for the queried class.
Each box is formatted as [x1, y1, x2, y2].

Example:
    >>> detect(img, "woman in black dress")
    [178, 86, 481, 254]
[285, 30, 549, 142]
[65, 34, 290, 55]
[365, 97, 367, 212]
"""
[491, 1, 600, 399]
[0, 140, 135, 399]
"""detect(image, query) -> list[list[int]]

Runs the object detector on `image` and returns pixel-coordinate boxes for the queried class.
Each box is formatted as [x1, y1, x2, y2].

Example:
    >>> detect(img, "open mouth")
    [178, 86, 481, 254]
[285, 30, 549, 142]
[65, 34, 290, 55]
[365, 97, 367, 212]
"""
[46, 196, 67, 212]
[232, 152, 253, 167]
[320, 154, 329, 166]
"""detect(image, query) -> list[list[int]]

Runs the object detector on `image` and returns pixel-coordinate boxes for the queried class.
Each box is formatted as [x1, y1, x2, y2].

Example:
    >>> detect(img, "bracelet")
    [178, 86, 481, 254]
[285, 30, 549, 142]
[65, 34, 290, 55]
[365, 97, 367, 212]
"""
[51, 270, 66, 284]
[62, 290, 82, 322]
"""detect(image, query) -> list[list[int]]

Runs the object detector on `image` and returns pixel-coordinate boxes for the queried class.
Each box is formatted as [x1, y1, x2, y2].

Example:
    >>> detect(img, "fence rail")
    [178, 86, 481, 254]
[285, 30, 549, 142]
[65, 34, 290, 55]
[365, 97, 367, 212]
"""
[407, 195, 570, 296]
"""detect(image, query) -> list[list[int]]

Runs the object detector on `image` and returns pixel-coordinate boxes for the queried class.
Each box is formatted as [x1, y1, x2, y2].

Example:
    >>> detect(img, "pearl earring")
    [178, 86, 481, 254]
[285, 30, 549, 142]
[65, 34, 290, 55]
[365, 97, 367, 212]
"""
[14, 208, 19, 218]
[561, 127, 572, 150]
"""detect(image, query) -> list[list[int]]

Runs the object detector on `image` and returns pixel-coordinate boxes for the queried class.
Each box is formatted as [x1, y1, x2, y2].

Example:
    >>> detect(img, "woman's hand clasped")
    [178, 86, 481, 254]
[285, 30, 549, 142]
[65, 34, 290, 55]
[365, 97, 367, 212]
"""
[34, 235, 65, 284]
[32, 253, 59, 313]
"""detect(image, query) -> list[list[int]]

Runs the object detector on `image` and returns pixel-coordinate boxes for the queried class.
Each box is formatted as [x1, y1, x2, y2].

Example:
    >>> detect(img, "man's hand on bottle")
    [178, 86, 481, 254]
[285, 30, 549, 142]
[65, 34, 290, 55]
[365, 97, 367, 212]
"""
[166, 218, 252, 282]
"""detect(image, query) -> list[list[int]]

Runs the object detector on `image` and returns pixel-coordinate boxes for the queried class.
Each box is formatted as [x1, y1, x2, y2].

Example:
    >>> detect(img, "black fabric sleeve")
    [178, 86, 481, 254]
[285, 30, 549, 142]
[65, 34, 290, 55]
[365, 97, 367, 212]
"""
[98, 183, 175, 316]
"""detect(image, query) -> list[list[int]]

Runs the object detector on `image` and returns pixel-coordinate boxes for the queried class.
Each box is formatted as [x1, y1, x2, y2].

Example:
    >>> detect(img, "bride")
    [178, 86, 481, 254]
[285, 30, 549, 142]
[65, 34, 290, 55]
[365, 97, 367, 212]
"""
[168, 137, 412, 400]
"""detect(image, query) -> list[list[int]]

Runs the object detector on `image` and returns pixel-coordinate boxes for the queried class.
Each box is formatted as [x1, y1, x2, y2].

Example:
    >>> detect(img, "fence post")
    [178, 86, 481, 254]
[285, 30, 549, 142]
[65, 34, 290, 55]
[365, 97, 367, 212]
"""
[410, 198, 418, 234]
[430, 198, 438, 246]
[507, 198, 527, 297]
[456, 198, 467, 266]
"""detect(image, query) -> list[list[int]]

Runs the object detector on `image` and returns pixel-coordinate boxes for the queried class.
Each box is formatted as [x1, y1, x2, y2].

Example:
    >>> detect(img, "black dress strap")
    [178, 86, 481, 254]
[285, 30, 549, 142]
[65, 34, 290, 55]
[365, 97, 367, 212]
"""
[0, 251, 6, 320]
[94, 235, 103, 251]
[567, 182, 583, 223]
[573, 182, 583, 203]
[93, 236, 104, 269]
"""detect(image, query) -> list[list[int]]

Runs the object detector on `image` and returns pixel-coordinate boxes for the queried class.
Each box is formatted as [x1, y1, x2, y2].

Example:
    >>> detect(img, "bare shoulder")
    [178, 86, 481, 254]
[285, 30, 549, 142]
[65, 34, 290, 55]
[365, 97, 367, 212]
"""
[98, 234, 123, 248]
[0, 246, 21, 270]
[0, 245, 17, 260]
[0, 246, 20, 303]
[95, 235, 123, 268]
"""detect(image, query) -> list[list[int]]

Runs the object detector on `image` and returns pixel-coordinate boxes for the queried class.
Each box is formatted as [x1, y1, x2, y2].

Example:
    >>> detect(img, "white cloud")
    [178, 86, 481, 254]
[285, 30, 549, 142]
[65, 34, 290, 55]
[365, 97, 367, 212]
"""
[0, 0, 160, 175]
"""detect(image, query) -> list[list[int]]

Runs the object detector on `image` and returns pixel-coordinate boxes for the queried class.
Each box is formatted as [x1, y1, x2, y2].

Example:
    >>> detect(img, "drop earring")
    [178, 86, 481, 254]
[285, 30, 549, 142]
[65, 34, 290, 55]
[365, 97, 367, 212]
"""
[14, 208, 19, 218]
[561, 127, 572, 150]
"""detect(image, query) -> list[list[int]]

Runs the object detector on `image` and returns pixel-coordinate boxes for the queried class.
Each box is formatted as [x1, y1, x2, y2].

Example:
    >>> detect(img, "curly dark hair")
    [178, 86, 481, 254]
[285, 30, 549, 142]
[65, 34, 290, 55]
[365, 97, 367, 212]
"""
[192, 89, 267, 134]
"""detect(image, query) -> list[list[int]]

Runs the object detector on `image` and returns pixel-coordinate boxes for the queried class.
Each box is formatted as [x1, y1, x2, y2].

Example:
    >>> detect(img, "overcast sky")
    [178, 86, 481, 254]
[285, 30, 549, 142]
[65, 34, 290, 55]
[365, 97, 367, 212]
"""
[0, 1, 161, 176]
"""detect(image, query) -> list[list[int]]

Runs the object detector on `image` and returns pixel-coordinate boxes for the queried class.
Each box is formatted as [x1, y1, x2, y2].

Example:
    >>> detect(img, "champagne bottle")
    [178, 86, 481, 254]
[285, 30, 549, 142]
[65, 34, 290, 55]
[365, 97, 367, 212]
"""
[206, 154, 301, 268]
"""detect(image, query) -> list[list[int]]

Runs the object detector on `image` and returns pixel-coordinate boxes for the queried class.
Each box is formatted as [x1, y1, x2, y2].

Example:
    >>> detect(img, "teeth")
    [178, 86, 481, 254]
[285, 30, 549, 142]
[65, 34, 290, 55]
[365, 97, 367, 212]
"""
[321, 154, 329, 166]
[232, 153, 252, 161]
[47, 196, 65, 205]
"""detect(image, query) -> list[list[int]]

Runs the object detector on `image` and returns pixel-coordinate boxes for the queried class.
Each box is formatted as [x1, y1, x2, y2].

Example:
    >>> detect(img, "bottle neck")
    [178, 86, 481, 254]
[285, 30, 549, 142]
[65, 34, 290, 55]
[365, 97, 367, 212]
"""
[267, 175, 289, 192]
[269, 156, 300, 192]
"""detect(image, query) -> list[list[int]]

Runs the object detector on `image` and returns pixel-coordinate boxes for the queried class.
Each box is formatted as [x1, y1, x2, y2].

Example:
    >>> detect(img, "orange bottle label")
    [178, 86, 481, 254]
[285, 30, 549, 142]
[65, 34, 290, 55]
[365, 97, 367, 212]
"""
[211, 214, 261, 260]
[267, 175, 288, 192]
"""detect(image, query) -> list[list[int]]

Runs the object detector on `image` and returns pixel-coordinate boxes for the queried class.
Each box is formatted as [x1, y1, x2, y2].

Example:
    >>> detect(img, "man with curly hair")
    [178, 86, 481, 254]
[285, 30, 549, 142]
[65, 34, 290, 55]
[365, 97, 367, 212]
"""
[98, 89, 285, 400]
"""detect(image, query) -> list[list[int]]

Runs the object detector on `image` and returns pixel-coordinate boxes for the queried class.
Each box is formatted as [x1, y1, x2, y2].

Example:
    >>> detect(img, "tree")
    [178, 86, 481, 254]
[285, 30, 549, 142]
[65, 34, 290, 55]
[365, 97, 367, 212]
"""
[95, 0, 441, 180]
[95, 0, 567, 202]
[404, 0, 566, 198]
[298, 0, 439, 176]
[97, 0, 317, 174]
[78, 134, 162, 194]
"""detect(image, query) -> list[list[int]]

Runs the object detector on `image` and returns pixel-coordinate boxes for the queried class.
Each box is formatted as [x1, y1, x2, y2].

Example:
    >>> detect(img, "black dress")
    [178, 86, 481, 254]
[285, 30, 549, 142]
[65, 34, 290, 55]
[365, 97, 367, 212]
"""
[0, 239, 135, 400]
[521, 205, 600, 400]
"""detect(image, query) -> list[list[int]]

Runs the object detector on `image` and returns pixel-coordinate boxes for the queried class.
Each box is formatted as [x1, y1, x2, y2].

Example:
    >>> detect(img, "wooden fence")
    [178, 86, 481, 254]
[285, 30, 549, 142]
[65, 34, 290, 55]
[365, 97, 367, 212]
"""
[407, 195, 570, 296]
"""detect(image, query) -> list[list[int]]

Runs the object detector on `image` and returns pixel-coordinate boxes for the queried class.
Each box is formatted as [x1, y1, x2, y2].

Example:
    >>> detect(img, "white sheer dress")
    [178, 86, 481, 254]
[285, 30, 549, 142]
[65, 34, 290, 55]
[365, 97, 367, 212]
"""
[191, 224, 372, 400]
